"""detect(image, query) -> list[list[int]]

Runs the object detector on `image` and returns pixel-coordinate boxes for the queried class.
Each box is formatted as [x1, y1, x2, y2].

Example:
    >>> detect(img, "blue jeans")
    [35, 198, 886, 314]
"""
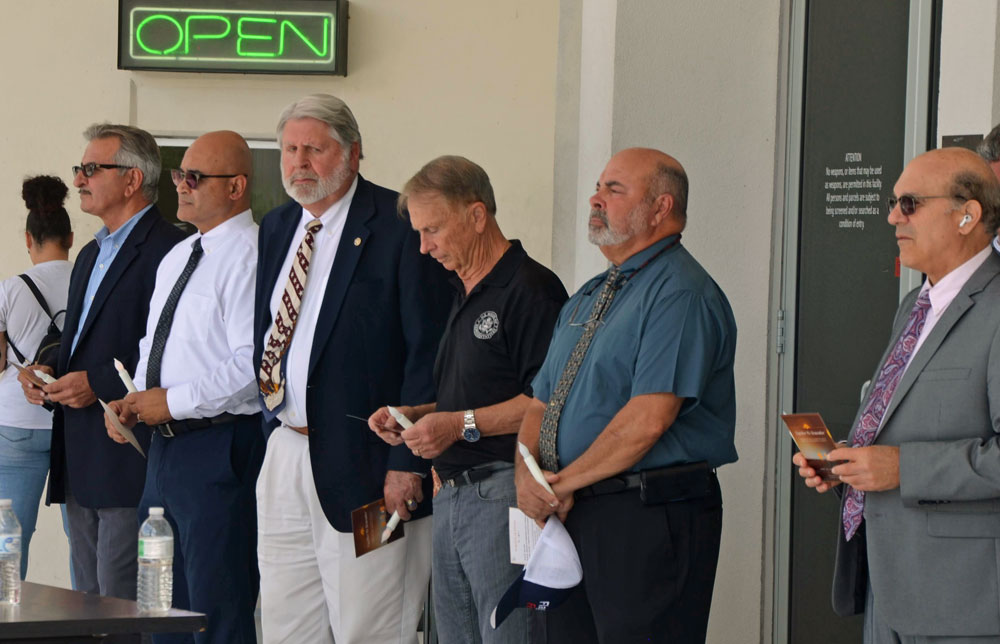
[432, 463, 533, 644]
[0, 426, 52, 579]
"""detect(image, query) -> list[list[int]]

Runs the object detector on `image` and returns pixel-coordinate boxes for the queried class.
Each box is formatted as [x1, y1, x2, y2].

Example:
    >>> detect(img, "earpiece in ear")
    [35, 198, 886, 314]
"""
[960, 214, 973, 227]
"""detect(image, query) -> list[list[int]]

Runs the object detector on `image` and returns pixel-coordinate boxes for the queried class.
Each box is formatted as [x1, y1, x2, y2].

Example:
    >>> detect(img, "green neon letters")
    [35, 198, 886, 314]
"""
[130, 8, 333, 63]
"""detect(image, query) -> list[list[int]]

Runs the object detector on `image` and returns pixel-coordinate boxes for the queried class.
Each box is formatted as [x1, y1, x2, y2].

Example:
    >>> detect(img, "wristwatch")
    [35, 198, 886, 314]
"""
[462, 409, 481, 442]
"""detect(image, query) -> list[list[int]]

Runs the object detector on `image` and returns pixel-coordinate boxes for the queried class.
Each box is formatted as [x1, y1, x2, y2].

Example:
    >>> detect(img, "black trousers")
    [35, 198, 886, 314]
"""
[545, 475, 723, 644]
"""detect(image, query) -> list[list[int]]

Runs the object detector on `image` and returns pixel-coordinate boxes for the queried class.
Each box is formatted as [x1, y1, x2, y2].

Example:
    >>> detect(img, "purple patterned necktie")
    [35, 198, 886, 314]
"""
[842, 289, 932, 540]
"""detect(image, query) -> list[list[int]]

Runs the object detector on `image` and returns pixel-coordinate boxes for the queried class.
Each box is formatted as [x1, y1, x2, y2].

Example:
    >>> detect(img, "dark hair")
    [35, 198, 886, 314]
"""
[978, 124, 1000, 163]
[648, 162, 689, 221]
[22, 175, 72, 250]
[953, 169, 1000, 233]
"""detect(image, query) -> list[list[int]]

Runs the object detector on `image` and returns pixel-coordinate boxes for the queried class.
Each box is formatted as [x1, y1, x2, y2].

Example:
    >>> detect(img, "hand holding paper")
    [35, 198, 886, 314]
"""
[99, 399, 145, 457]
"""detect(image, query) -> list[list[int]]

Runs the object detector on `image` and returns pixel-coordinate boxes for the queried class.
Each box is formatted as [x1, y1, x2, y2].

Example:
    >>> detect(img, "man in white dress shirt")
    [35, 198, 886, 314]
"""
[106, 130, 262, 644]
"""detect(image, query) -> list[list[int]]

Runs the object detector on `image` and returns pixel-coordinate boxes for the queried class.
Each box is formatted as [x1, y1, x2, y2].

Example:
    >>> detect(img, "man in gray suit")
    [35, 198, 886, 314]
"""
[795, 147, 1000, 643]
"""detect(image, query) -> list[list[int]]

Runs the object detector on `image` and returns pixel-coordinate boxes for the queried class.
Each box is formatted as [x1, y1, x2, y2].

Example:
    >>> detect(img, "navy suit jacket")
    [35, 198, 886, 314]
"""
[48, 205, 188, 508]
[253, 176, 452, 532]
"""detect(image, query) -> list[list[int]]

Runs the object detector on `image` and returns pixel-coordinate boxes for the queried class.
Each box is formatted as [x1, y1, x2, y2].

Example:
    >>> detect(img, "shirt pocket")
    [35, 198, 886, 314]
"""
[171, 292, 219, 343]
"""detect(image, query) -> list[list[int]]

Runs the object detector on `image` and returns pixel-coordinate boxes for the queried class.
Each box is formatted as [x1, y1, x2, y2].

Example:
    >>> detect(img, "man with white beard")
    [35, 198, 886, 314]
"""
[252, 94, 452, 643]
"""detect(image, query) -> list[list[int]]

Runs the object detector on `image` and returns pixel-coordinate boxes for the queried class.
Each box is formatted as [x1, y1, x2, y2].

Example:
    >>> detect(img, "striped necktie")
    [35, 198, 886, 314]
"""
[259, 218, 323, 412]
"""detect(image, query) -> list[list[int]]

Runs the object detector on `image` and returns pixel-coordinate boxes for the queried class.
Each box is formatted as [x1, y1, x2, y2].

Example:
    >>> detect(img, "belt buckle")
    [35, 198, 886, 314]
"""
[445, 478, 457, 487]
[160, 423, 175, 438]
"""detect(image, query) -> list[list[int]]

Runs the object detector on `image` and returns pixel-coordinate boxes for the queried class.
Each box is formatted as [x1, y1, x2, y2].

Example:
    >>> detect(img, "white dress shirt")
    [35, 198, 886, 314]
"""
[134, 210, 259, 419]
[267, 177, 358, 427]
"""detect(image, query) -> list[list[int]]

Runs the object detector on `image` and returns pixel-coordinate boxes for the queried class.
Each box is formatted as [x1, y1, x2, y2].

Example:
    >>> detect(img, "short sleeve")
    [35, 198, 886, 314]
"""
[631, 290, 722, 402]
[0, 279, 9, 333]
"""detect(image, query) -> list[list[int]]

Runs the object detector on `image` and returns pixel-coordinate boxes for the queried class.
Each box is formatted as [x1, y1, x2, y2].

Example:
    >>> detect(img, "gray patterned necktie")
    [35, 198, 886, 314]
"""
[538, 266, 622, 471]
[146, 238, 203, 389]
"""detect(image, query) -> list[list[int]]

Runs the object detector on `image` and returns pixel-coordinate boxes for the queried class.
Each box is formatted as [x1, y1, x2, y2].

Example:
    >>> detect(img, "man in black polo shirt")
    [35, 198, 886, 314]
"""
[368, 155, 566, 643]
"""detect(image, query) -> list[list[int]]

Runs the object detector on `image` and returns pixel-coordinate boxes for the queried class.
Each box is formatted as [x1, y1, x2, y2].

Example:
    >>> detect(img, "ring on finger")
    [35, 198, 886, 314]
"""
[406, 498, 418, 510]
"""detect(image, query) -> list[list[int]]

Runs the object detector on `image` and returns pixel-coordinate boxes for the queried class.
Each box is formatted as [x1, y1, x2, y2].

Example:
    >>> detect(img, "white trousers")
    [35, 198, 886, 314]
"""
[256, 426, 432, 644]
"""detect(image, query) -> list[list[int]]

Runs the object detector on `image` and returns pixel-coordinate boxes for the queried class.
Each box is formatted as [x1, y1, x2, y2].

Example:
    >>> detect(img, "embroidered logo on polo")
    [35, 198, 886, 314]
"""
[473, 311, 500, 339]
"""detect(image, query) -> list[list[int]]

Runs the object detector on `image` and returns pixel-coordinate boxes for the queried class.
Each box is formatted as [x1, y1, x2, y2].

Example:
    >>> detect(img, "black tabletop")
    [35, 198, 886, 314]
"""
[0, 582, 206, 641]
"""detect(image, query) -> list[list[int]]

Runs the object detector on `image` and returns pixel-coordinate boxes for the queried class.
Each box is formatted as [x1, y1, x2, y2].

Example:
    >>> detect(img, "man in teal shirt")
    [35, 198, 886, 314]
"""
[516, 147, 737, 643]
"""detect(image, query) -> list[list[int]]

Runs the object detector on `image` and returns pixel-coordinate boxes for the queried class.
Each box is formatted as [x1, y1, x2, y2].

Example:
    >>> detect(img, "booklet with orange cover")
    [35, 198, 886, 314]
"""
[781, 413, 843, 483]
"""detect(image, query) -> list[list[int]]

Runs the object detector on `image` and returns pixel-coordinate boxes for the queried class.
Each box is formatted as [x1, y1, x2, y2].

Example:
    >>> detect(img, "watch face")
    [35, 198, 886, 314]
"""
[463, 426, 481, 443]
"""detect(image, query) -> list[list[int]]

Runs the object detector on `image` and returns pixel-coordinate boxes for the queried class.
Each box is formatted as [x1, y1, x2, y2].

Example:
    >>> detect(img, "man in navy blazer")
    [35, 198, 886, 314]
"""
[20, 124, 186, 600]
[253, 94, 451, 643]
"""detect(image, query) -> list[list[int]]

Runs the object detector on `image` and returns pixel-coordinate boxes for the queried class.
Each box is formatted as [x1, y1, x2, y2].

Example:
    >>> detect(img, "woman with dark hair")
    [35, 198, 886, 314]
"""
[0, 175, 73, 579]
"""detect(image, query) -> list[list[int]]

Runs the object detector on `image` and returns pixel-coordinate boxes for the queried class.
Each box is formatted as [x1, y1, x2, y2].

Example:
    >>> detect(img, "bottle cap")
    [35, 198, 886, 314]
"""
[0, 500, 10, 509]
[148, 507, 164, 516]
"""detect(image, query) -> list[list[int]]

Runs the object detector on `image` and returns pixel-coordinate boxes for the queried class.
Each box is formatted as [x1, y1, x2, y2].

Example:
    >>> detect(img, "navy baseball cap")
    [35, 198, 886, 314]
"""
[491, 517, 583, 628]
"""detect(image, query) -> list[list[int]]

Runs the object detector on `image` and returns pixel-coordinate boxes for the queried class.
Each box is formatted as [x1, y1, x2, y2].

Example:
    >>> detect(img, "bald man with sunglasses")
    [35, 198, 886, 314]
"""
[795, 148, 1000, 643]
[105, 131, 262, 644]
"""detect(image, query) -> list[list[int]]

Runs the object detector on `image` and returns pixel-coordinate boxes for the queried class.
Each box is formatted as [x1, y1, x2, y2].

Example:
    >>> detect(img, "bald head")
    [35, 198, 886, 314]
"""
[176, 130, 253, 233]
[589, 147, 689, 264]
[195, 130, 253, 178]
[890, 147, 1000, 282]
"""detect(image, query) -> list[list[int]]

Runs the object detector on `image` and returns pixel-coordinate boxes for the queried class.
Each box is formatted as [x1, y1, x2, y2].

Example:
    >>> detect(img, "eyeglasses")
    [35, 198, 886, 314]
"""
[170, 168, 243, 190]
[72, 163, 131, 178]
[886, 194, 967, 216]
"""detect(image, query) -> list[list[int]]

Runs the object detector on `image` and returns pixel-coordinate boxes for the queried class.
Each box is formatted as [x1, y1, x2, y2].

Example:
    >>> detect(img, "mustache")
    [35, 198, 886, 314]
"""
[589, 208, 608, 226]
[286, 171, 319, 182]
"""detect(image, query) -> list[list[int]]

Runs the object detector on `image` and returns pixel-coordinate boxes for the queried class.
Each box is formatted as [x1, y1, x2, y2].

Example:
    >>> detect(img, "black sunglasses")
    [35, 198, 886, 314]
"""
[886, 194, 966, 216]
[72, 163, 131, 178]
[170, 168, 243, 190]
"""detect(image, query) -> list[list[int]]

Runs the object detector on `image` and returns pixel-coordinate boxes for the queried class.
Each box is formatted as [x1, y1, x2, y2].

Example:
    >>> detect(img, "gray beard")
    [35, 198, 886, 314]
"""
[282, 163, 353, 206]
[588, 208, 641, 246]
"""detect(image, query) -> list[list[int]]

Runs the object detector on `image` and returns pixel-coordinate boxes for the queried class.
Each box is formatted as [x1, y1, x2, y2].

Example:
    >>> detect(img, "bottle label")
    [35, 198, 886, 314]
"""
[0, 536, 20, 555]
[138, 537, 171, 559]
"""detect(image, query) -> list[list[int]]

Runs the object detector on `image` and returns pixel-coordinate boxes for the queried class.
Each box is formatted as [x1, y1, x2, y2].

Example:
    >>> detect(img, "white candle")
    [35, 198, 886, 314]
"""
[518, 442, 556, 495]
[386, 406, 414, 430]
[113, 358, 138, 393]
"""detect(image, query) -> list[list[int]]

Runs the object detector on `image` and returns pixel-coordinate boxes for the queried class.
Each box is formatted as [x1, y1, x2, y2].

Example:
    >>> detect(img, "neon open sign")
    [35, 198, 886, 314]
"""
[118, 0, 348, 75]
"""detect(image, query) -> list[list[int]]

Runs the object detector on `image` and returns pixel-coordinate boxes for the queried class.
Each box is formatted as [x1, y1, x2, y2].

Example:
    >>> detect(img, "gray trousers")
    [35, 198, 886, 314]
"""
[865, 583, 1000, 644]
[64, 492, 138, 600]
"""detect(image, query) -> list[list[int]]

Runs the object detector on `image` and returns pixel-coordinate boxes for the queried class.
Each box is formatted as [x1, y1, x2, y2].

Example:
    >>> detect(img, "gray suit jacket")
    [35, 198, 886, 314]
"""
[833, 251, 1000, 636]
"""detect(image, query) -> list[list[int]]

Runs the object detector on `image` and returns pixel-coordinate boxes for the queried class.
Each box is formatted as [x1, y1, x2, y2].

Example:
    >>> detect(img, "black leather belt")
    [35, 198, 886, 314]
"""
[576, 465, 717, 500]
[442, 464, 504, 488]
[155, 413, 247, 438]
[576, 472, 643, 498]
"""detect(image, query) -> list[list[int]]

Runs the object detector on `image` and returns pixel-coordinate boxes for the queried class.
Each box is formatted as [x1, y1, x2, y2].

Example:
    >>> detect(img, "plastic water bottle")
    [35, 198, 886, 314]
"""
[137, 507, 173, 613]
[0, 499, 21, 605]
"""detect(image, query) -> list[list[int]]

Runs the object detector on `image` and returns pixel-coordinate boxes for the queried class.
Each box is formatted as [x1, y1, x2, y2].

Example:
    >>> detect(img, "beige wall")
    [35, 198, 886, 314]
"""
[2, 0, 559, 587]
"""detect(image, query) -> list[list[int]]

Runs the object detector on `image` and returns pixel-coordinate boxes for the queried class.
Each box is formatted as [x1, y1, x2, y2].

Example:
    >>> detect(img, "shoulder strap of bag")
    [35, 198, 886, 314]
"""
[18, 274, 53, 319]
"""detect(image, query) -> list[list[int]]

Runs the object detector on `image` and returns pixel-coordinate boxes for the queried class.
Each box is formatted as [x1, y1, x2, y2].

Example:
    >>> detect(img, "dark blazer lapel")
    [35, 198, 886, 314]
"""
[880, 253, 1000, 429]
[75, 207, 159, 350]
[262, 204, 303, 312]
[59, 242, 98, 371]
[307, 177, 375, 378]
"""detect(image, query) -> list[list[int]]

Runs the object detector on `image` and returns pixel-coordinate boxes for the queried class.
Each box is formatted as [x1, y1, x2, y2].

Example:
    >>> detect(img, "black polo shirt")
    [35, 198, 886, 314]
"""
[433, 240, 568, 479]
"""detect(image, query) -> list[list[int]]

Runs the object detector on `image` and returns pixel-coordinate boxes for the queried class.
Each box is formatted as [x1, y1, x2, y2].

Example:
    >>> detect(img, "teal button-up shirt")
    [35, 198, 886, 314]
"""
[531, 235, 738, 470]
